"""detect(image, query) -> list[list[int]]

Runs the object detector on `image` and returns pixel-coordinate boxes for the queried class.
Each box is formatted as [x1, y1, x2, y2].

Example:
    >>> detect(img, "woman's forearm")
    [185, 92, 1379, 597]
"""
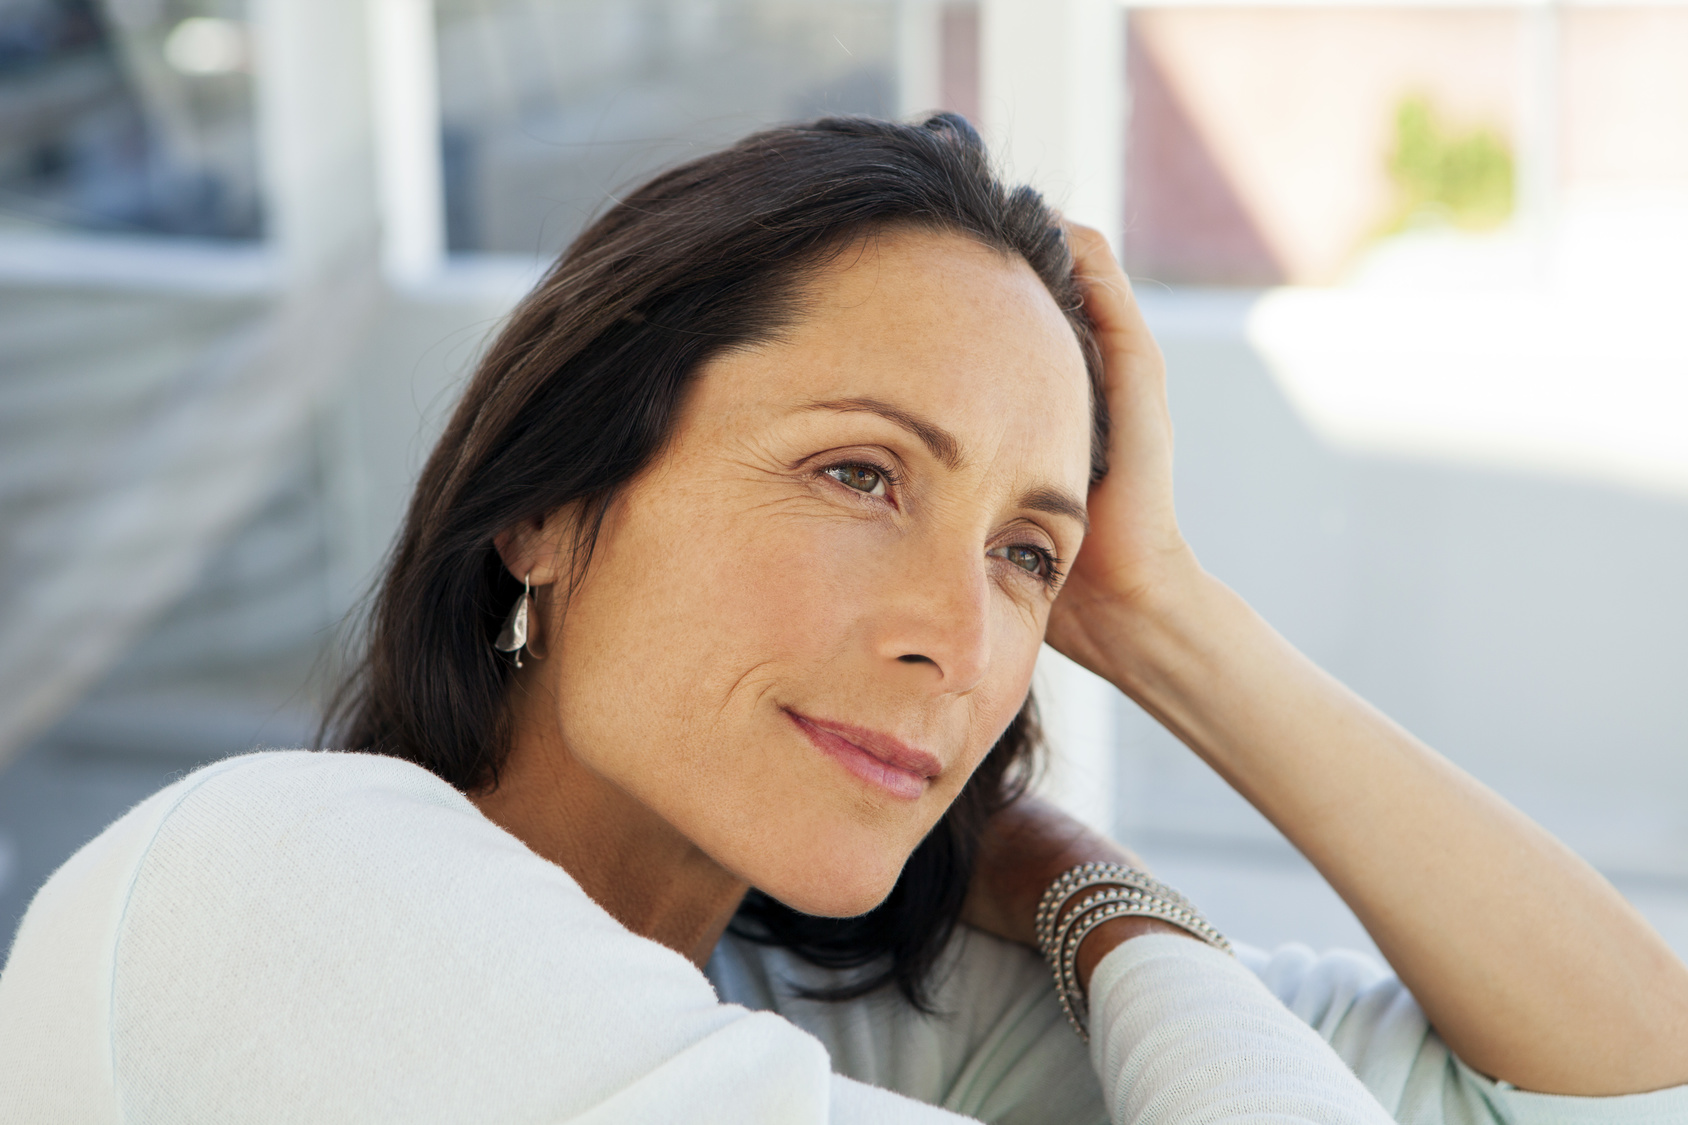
[1050, 221, 1687, 1093]
[1087, 564, 1688, 1096]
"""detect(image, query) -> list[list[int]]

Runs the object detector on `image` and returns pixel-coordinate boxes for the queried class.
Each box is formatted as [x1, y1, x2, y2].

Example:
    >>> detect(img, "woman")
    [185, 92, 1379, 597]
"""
[1, 115, 1684, 1123]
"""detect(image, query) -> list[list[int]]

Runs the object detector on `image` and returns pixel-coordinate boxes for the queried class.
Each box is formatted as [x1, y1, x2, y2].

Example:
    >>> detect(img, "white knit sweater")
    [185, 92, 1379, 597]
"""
[0, 751, 1681, 1123]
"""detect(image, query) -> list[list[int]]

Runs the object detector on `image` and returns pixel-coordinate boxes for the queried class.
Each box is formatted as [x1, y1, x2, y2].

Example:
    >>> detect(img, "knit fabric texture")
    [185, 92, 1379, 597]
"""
[2, 751, 1683, 1124]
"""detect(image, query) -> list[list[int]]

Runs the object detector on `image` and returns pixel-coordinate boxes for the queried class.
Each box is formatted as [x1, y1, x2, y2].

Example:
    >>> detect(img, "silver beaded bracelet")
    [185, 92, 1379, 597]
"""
[1035, 861, 1231, 1041]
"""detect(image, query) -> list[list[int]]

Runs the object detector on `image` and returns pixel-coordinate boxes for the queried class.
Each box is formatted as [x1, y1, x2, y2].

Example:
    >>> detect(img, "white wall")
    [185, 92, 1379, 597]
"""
[1127, 290, 1688, 957]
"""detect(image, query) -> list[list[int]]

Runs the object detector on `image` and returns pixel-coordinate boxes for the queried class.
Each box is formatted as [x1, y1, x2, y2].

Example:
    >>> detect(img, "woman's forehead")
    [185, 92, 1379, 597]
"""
[700, 228, 1093, 484]
[799, 226, 1080, 362]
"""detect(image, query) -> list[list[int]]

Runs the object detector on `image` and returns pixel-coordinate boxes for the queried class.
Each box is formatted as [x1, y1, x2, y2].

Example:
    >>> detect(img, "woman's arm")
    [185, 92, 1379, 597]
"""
[1046, 224, 1688, 1097]
[1085, 565, 1688, 1096]
[963, 800, 1395, 1124]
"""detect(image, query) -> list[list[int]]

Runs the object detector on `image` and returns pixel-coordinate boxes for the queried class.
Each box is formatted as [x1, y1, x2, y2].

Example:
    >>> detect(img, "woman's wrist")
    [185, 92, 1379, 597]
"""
[968, 787, 1234, 1037]
[1036, 862, 1231, 1041]
[1075, 915, 1191, 993]
[1056, 555, 1239, 705]
[964, 797, 1147, 948]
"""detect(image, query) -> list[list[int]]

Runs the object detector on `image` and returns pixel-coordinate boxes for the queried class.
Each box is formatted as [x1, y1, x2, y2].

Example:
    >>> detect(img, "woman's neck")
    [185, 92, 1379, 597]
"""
[470, 725, 749, 968]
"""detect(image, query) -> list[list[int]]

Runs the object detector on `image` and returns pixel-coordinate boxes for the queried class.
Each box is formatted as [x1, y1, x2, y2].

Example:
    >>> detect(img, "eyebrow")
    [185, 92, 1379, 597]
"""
[799, 397, 1090, 533]
[803, 397, 963, 470]
[1018, 485, 1090, 534]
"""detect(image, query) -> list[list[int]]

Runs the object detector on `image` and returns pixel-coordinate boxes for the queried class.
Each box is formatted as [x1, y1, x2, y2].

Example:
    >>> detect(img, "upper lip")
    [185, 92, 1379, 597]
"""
[785, 711, 943, 780]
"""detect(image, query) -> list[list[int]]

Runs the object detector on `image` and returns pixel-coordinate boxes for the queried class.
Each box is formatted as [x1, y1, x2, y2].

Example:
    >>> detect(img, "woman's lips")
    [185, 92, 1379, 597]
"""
[785, 710, 941, 802]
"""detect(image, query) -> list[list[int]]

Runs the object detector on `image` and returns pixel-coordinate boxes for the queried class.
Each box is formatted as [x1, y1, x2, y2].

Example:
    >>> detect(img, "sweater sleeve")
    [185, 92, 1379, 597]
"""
[1239, 942, 1688, 1125]
[713, 924, 1404, 1124]
[0, 751, 968, 1124]
[1088, 934, 1397, 1124]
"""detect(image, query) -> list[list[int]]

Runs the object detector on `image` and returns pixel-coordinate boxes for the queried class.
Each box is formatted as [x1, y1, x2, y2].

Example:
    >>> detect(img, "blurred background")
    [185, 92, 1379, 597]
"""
[1, 0, 1684, 961]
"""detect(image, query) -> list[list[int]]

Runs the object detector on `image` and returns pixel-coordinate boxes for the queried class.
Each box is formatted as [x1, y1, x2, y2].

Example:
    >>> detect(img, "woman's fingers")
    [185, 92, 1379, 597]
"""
[1044, 221, 1193, 664]
[1062, 222, 1165, 384]
[1060, 222, 1174, 473]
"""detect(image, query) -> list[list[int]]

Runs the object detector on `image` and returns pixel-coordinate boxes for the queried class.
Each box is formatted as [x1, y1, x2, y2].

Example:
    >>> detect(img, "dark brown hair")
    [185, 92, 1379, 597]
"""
[326, 113, 1107, 1010]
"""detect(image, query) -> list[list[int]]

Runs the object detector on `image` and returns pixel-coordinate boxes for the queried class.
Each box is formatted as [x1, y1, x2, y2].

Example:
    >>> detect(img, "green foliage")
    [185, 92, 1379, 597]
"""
[1385, 96, 1515, 232]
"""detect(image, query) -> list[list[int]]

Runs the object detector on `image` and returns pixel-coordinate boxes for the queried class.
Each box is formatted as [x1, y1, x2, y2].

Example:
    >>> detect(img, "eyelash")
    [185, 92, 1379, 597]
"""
[820, 458, 903, 498]
[818, 459, 1065, 589]
[1003, 544, 1065, 588]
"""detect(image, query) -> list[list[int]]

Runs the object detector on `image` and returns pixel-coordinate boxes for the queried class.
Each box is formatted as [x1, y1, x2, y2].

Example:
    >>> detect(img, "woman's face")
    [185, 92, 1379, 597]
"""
[534, 228, 1093, 916]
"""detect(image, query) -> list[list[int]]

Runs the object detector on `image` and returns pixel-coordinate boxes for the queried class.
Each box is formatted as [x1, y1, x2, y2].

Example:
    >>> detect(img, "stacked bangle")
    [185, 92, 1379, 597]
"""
[1035, 861, 1231, 1041]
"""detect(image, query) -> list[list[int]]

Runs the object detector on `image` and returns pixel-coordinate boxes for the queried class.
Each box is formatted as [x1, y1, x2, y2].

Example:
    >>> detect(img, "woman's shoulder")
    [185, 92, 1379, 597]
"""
[0, 751, 521, 1117]
[1, 750, 806, 1123]
[8, 750, 483, 944]
[95, 749, 491, 880]
[40, 749, 473, 863]
[0, 748, 599, 1035]
[151, 747, 475, 824]
[0, 749, 551, 999]
[100, 749, 560, 924]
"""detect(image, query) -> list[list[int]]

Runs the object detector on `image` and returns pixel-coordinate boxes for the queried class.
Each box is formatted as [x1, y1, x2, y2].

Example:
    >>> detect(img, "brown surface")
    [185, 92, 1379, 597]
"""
[940, 3, 980, 127]
[1124, 29, 1284, 287]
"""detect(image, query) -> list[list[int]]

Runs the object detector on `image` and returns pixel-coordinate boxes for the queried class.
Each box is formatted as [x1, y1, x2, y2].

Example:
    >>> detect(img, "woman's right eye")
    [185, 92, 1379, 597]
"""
[824, 464, 887, 497]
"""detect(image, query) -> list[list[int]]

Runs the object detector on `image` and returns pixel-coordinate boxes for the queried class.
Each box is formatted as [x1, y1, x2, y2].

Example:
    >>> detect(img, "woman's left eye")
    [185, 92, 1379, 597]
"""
[824, 464, 887, 497]
[989, 543, 1052, 578]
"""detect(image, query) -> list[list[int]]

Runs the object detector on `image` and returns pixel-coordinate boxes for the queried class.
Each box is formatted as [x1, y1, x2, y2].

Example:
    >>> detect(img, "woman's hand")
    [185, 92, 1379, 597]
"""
[962, 796, 1187, 992]
[1044, 223, 1200, 682]
[1042, 225, 1688, 1095]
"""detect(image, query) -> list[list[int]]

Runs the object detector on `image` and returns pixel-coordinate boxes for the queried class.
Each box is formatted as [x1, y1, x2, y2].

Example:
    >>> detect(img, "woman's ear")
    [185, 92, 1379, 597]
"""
[493, 507, 576, 587]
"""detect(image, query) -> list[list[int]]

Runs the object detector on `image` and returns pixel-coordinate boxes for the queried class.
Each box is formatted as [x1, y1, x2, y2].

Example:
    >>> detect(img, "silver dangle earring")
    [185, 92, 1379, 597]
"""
[495, 572, 534, 668]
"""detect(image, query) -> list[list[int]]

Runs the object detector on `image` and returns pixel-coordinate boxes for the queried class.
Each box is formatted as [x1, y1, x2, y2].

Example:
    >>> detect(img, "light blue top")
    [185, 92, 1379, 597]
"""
[709, 921, 1688, 1125]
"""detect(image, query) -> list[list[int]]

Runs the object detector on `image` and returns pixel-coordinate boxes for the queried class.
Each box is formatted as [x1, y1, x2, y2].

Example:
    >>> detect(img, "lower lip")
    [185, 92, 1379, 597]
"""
[788, 713, 929, 802]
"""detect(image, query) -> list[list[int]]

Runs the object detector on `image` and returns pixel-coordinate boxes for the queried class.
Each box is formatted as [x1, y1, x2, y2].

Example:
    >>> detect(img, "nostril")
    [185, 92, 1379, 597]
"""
[898, 654, 936, 665]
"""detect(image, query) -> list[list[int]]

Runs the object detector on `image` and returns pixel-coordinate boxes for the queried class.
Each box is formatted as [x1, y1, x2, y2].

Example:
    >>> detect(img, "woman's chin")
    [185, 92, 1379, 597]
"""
[752, 861, 903, 919]
[770, 888, 895, 920]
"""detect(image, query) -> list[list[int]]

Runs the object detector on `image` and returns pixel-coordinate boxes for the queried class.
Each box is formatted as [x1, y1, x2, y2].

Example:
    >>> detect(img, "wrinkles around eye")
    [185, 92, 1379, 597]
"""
[813, 453, 903, 505]
[805, 452, 1072, 592]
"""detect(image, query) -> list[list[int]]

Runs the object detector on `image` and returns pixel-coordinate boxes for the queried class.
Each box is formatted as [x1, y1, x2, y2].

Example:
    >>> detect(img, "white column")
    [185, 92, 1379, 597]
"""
[369, 0, 446, 284]
[979, 0, 1126, 251]
[896, 0, 943, 121]
[250, 0, 380, 284]
[982, 0, 1128, 836]
[250, 0, 388, 626]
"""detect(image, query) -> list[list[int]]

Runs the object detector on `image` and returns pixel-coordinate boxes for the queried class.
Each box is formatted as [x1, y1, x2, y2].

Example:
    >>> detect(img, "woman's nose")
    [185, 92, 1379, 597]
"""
[875, 542, 992, 695]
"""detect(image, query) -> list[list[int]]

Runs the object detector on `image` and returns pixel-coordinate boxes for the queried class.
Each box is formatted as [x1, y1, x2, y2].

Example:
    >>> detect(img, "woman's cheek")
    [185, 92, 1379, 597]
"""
[962, 609, 1045, 763]
[709, 517, 885, 654]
